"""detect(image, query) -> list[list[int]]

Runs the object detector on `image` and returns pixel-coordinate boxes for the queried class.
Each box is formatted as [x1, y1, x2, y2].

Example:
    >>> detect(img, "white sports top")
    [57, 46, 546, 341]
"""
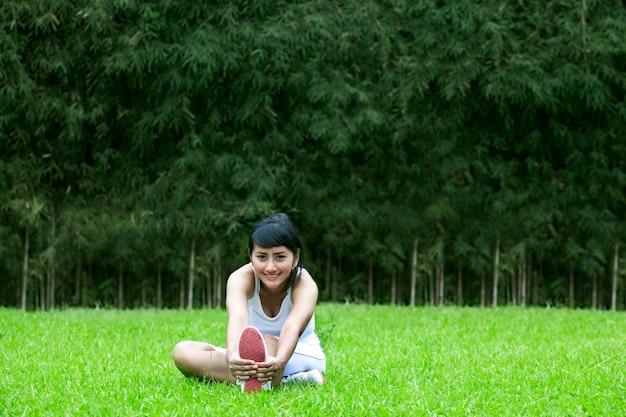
[248, 271, 321, 346]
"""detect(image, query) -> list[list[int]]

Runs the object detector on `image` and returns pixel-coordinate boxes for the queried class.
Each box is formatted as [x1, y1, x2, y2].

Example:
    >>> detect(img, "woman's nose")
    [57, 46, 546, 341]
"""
[266, 259, 277, 270]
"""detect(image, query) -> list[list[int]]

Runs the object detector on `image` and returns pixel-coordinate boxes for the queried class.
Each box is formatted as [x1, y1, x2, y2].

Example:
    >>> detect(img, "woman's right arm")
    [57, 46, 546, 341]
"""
[225, 264, 254, 365]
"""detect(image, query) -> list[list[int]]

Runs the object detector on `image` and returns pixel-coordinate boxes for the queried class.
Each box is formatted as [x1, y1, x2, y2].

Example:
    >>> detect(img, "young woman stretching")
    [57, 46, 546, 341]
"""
[172, 213, 326, 392]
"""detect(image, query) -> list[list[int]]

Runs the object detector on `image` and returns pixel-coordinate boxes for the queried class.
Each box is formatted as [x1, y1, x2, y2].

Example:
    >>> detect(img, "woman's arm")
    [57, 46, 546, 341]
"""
[274, 268, 319, 370]
[225, 264, 255, 371]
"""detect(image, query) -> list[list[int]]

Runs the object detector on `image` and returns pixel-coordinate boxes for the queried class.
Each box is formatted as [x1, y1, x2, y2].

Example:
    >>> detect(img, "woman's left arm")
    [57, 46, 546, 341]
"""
[274, 269, 319, 367]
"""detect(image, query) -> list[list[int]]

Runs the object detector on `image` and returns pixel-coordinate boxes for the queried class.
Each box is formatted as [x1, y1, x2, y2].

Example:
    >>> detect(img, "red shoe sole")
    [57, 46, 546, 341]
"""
[244, 378, 263, 393]
[238, 327, 267, 393]
[238, 327, 266, 363]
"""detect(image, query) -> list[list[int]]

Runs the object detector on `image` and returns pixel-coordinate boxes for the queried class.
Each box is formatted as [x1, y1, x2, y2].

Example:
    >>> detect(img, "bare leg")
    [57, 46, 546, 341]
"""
[172, 341, 235, 383]
[261, 334, 283, 387]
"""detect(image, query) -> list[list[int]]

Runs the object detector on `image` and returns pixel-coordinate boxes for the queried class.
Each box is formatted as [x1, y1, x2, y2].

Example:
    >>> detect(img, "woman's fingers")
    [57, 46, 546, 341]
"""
[231, 357, 282, 382]
[229, 358, 259, 379]
[254, 362, 277, 381]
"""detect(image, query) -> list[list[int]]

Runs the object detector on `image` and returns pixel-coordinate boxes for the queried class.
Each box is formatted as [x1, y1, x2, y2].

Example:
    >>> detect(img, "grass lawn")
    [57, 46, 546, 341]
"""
[1, 304, 625, 416]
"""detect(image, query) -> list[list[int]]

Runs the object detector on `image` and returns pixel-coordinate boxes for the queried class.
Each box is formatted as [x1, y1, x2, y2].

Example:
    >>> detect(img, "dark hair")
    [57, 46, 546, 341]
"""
[248, 213, 302, 287]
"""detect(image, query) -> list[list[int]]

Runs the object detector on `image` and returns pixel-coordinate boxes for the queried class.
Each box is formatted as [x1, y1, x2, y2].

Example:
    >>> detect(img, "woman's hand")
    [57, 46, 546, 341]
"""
[253, 356, 285, 383]
[228, 353, 259, 381]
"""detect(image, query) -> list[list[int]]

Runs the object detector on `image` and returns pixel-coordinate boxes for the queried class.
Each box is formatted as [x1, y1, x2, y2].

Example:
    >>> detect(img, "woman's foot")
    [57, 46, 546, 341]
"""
[237, 326, 271, 393]
[283, 369, 326, 385]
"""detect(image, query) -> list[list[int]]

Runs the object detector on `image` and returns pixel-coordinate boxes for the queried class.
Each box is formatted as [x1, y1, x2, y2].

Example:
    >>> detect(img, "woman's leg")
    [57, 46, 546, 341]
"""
[260, 335, 283, 387]
[172, 341, 235, 383]
[283, 342, 326, 376]
[260, 335, 326, 387]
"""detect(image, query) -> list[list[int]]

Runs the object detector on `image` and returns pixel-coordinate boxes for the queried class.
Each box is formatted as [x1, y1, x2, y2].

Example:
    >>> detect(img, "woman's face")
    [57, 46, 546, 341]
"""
[250, 244, 299, 292]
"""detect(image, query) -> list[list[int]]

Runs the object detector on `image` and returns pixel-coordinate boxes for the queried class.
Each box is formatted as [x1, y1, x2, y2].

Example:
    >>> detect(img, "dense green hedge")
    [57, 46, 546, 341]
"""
[2, 0, 626, 309]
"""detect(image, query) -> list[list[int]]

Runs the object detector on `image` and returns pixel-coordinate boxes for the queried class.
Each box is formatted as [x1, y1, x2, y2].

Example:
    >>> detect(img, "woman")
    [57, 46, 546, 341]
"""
[172, 213, 326, 392]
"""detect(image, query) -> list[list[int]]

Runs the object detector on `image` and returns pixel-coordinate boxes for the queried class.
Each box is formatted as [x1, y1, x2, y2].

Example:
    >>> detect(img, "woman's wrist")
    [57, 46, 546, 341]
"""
[273, 355, 287, 371]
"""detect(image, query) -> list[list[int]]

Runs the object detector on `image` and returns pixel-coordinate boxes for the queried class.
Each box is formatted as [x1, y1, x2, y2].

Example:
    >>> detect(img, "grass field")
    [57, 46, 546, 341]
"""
[1, 304, 625, 416]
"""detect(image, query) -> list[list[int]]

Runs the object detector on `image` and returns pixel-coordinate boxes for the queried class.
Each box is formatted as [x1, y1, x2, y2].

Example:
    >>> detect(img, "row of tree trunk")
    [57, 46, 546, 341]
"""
[18, 229, 622, 311]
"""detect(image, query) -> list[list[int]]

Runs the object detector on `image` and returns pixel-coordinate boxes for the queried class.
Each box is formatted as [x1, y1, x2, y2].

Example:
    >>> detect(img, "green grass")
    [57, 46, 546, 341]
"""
[1, 305, 625, 416]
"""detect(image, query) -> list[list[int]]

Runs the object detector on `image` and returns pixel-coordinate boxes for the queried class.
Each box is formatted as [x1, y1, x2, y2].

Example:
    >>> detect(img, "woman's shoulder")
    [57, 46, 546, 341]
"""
[227, 263, 255, 295]
[292, 267, 318, 292]
[290, 268, 319, 310]
[230, 263, 254, 278]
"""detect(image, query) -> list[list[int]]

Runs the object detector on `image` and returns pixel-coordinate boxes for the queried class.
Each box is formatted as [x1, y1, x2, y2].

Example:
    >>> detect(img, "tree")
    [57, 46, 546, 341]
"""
[2, 0, 626, 309]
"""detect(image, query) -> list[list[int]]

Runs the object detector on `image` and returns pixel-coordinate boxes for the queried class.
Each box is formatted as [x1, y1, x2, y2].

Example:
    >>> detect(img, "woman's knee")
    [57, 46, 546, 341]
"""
[172, 341, 196, 367]
[173, 341, 205, 376]
[262, 334, 279, 356]
[172, 341, 220, 378]
[172, 341, 216, 365]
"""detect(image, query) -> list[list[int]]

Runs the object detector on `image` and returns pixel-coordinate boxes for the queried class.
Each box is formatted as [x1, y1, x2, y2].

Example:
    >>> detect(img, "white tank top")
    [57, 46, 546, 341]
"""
[248, 273, 321, 346]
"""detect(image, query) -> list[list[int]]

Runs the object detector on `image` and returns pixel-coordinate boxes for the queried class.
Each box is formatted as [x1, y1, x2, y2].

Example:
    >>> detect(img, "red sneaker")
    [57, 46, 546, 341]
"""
[237, 326, 269, 393]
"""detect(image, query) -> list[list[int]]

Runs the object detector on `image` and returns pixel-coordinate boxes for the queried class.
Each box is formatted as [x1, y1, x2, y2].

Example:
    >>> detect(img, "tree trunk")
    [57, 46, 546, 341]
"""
[533, 262, 544, 305]
[457, 264, 463, 307]
[46, 204, 56, 311]
[211, 267, 216, 308]
[434, 252, 439, 306]
[325, 247, 331, 301]
[568, 264, 574, 309]
[531, 266, 539, 305]
[390, 271, 397, 305]
[156, 264, 163, 309]
[21, 230, 29, 311]
[410, 238, 417, 307]
[118, 268, 124, 309]
[480, 274, 486, 307]
[179, 275, 185, 309]
[39, 274, 45, 310]
[437, 255, 444, 306]
[205, 265, 213, 308]
[368, 260, 374, 305]
[214, 263, 222, 308]
[82, 261, 91, 307]
[611, 242, 619, 311]
[592, 276, 598, 310]
[141, 278, 147, 308]
[187, 238, 196, 310]
[428, 266, 435, 306]
[492, 238, 500, 307]
[519, 252, 527, 306]
[75, 253, 81, 306]
[331, 258, 341, 302]
[509, 262, 516, 305]
[46, 268, 55, 310]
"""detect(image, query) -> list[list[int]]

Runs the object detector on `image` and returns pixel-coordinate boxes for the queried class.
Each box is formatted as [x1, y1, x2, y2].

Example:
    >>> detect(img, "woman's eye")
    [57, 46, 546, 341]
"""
[257, 255, 266, 260]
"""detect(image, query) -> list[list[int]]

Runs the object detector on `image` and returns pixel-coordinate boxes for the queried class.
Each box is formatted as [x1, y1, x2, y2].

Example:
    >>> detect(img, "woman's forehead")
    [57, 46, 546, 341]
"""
[251, 244, 291, 254]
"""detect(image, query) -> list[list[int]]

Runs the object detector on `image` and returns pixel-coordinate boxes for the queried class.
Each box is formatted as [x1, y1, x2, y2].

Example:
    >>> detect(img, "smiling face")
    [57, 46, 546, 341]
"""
[250, 245, 300, 292]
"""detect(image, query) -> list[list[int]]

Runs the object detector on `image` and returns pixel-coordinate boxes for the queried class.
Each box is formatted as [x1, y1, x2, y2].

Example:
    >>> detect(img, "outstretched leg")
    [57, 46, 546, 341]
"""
[172, 341, 235, 383]
[260, 334, 284, 387]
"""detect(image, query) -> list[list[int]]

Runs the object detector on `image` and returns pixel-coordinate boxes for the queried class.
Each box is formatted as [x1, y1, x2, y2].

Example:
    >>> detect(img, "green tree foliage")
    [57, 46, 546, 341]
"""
[1, 0, 626, 309]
